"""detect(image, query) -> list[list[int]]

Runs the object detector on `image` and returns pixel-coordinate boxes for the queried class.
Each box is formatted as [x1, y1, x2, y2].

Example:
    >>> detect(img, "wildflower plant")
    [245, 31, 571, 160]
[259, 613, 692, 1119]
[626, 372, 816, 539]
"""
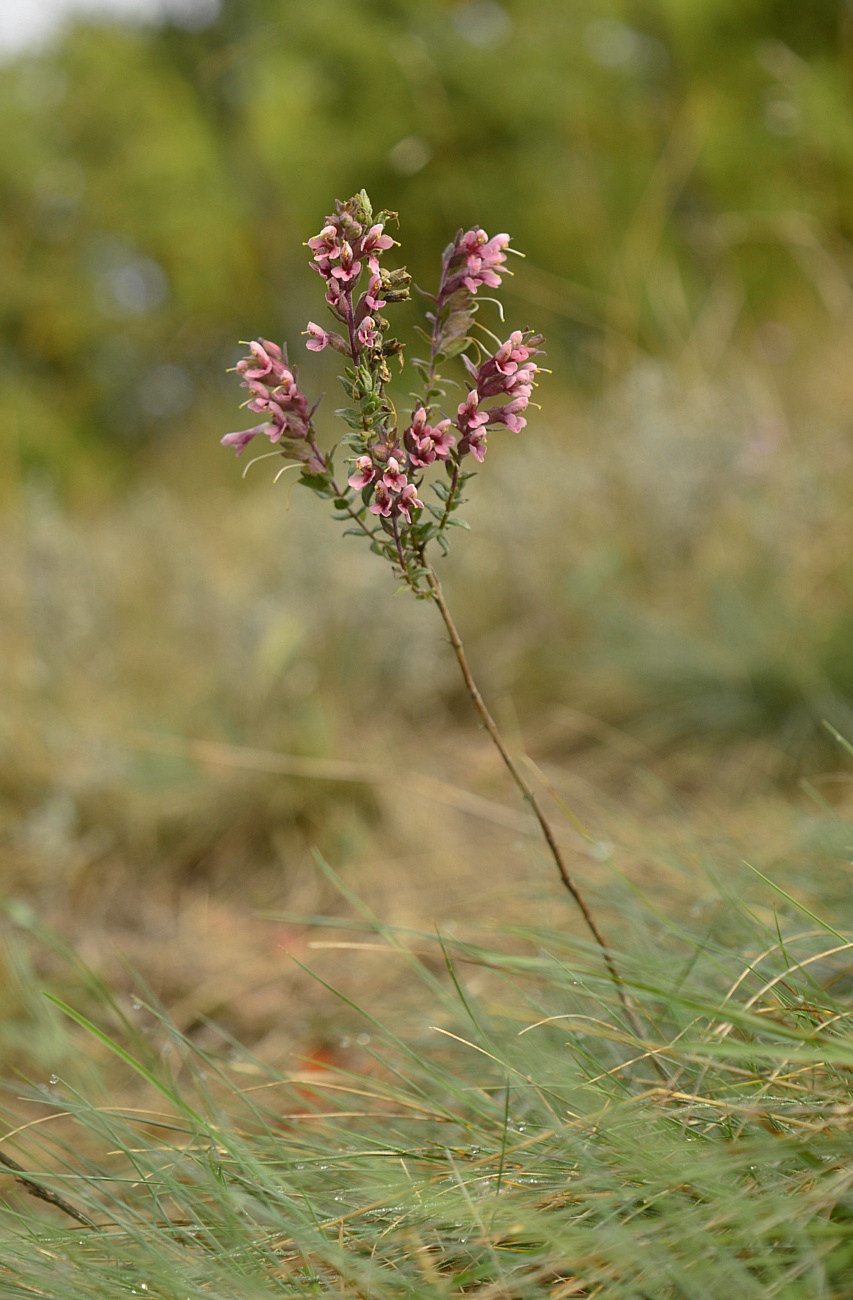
[223, 191, 631, 1014]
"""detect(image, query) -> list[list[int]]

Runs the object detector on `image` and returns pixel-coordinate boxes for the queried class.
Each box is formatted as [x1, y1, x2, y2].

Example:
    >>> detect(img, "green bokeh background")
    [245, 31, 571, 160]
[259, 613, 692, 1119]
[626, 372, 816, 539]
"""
[2, 0, 851, 490]
[3, 0, 853, 918]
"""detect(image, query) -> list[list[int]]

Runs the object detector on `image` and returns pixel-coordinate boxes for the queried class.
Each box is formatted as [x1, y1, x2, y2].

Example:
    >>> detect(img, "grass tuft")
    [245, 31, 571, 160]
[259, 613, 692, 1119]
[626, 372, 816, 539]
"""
[3, 852, 853, 1298]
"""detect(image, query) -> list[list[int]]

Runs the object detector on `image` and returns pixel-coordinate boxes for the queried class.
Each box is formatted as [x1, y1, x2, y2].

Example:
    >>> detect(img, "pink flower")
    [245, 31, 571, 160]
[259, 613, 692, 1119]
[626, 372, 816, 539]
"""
[357, 315, 378, 348]
[431, 419, 455, 458]
[446, 229, 512, 297]
[409, 437, 436, 468]
[347, 455, 375, 489]
[369, 482, 393, 517]
[397, 482, 424, 522]
[220, 424, 269, 455]
[305, 321, 330, 352]
[325, 278, 344, 310]
[307, 224, 340, 267]
[464, 429, 488, 461]
[236, 340, 289, 385]
[410, 407, 430, 438]
[406, 410, 456, 465]
[493, 329, 532, 375]
[382, 456, 407, 491]
[463, 266, 501, 293]
[330, 241, 361, 283]
[364, 273, 387, 311]
[457, 390, 489, 433]
[361, 223, 395, 254]
[490, 398, 528, 432]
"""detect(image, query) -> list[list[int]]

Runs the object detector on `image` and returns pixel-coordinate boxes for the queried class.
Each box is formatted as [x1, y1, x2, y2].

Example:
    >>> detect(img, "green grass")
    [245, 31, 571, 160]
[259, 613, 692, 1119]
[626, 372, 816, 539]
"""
[3, 846, 853, 1298]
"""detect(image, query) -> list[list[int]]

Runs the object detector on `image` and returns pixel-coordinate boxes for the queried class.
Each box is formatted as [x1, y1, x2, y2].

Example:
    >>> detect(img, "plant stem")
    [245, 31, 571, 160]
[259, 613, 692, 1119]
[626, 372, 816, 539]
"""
[0, 1148, 96, 1228]
[437, 461, 461, 532]
[420, 558, 642, 1030]
[391, 515, 417, 591]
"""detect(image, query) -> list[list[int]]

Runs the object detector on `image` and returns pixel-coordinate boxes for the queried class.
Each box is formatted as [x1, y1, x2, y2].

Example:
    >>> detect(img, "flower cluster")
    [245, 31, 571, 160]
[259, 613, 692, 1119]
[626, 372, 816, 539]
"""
[338, 328, 542, 521]
[223, 192, 544, 591]
[345, 404, 455, 522]
[221, 339, 320, 466]
[303, 193, 401, 360]
[456, 329, 543, 459]
[442, 227, 511, 297]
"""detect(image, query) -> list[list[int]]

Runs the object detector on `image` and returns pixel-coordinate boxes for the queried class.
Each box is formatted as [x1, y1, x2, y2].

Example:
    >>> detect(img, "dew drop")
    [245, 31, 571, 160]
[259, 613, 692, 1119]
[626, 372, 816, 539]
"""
[49, 1074, 59, 1086]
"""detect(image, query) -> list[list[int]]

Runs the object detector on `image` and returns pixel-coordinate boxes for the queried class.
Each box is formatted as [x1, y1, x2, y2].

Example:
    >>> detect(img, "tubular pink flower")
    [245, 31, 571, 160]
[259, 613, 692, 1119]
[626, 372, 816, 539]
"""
[357, 316, 378, 348]
[237, 340, 289, 385]
[481, 233, 510, 265]
[305, 321, 330, 352]
[410, 407, 430, 439]
[361, 224, 395, 254]
[347, 455, 375, 490]
[490, 398, 528, 432]
[464, 429, 488, 461]
[409, 437, 436, 468]
[364, 273, 387, 311]
[330, 241, 361, 283]
[457, 390, 489, 433]
[431, 420, 455, 458]
[407, 411, 456, 466]
[307, 225, 340, 264]
[382, 456, 407, 492]
[447, 228, 511, 297]
[398, 482, 424, 522]
[463, 266, 501, 293]
[325, 278, 344, 309]
[220, 424, 269, 455]
[369, 482, 393, 517]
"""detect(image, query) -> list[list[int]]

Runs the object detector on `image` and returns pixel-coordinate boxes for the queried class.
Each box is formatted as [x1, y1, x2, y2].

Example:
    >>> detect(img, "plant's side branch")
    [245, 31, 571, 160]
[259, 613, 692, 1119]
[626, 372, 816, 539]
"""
[420, 559, 645, 1034]
[0, 1147, 96, 1228]
[391, 515, 419, 592]
[307, 433, 376, 544]
[437, 461, 462, 532]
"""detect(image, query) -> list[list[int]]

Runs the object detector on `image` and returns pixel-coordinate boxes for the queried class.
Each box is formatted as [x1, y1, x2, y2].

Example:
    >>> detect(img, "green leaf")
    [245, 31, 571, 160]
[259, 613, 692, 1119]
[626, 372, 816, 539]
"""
[441, 335, 473, 359]
[300, 471, 333, 492]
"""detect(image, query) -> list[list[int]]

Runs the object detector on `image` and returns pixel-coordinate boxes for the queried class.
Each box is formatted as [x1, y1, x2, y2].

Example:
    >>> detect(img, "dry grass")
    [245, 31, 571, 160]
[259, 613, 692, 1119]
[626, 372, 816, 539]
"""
[3, 345, 853, 1072]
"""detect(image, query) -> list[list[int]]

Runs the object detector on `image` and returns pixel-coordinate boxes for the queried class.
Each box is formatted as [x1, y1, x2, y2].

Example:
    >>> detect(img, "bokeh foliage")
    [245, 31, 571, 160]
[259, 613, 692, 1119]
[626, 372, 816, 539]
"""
[1, 0, 852, 490]
[1, 0, 853, 916]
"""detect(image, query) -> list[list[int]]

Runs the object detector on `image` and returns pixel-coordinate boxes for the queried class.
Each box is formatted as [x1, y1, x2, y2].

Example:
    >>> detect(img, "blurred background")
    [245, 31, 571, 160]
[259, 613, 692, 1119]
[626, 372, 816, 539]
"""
[2, 0, 853, 1062]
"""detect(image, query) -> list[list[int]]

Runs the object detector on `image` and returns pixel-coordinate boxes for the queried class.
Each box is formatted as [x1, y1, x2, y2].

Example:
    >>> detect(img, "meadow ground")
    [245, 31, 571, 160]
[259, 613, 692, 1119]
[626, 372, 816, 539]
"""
[1, 347, 853, 1294]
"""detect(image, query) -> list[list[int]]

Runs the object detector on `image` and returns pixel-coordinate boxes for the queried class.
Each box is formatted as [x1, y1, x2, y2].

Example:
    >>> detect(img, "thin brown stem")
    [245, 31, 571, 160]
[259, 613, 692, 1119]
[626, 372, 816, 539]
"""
[391, 515, 417, 591]
[420, 559, 648, 1036]
[437, 461, 461, 532]
[0, 1147, 96, 1228]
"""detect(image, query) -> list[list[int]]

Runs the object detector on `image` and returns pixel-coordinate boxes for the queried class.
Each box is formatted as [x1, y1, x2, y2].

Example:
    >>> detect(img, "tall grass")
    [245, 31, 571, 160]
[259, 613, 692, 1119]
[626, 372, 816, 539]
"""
[2, 834, 853, 1297]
